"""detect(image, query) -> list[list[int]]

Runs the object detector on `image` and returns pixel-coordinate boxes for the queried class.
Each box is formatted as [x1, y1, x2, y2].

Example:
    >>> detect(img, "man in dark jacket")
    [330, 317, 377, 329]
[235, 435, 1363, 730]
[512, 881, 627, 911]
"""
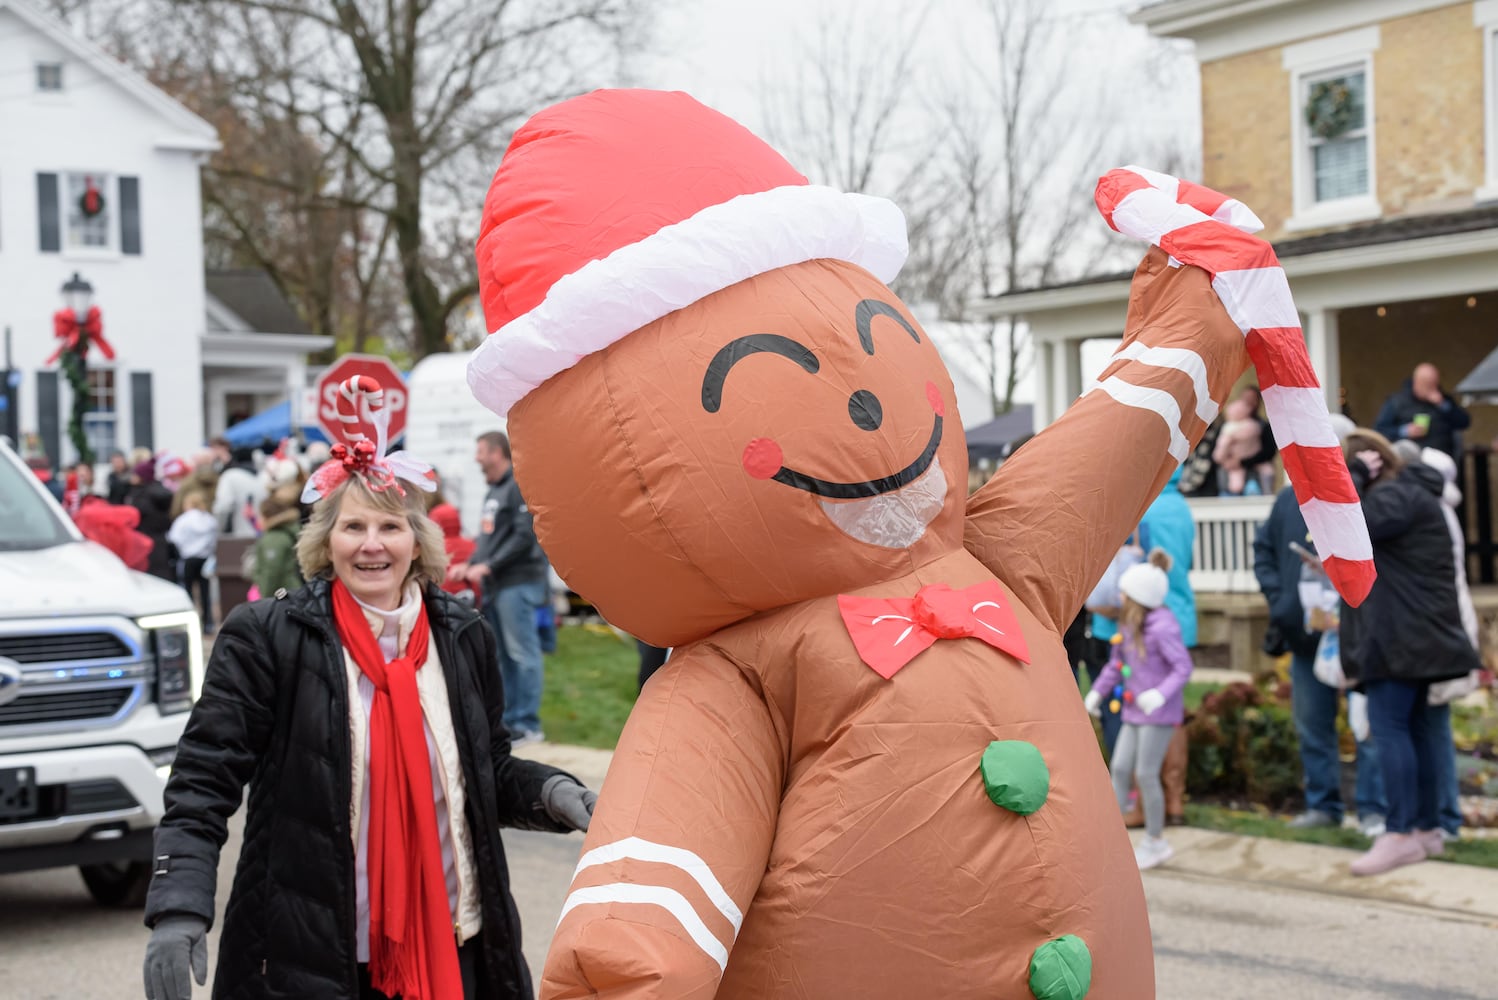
[143, 579, 583, 1000]
[1373, 363, 1472, 458]
[463, 431, 551, 744]
[1254, 483, 1385, 833]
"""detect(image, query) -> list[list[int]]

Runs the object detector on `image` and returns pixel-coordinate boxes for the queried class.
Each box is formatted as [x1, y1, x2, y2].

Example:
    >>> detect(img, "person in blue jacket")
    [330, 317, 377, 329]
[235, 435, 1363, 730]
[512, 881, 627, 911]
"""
[1140, 464, 1197, 649]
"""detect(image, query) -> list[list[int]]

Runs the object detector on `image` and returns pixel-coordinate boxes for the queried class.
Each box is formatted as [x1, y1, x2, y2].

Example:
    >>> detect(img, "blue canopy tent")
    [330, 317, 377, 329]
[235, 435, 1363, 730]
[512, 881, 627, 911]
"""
[220, 400, 328, 448]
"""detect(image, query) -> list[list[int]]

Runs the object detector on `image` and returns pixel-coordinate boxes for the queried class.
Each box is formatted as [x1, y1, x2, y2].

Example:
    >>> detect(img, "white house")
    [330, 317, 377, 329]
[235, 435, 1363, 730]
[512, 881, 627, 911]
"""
[0, 0, 218, 466]
[0, 0, 331, 472]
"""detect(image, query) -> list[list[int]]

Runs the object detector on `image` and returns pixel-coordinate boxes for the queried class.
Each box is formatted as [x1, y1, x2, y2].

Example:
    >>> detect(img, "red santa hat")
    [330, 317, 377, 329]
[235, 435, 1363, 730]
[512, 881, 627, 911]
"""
[467, 89, 909, 416]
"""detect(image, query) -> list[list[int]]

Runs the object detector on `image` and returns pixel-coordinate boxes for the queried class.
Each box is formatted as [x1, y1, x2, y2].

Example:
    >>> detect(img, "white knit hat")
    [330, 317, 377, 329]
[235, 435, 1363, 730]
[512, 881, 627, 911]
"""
[1119, 560, 1170, 610]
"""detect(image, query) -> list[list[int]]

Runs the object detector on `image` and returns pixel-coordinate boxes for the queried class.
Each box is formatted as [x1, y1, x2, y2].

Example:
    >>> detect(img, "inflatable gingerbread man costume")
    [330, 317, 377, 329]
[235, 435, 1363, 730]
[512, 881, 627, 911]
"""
[467, 90, 1371, 999]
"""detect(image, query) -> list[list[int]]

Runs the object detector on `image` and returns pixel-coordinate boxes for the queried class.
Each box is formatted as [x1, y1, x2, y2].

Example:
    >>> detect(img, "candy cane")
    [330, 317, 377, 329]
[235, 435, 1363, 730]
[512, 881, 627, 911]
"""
[303, 373, 437, 504]
[1094, 165, 1375, 607]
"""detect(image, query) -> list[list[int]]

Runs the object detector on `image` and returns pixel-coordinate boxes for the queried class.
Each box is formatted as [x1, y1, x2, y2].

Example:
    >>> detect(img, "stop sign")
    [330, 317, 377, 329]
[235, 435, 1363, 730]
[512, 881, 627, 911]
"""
[315, 354, 408, 445]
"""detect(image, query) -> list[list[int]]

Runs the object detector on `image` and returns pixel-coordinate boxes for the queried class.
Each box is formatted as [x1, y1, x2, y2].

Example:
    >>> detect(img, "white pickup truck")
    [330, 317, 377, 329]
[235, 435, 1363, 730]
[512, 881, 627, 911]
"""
[0, 438, 202, 906]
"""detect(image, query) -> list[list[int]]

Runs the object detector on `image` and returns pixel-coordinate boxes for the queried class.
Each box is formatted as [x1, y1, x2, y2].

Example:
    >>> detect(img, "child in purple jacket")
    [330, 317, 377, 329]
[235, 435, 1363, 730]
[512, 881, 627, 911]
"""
[1085, 549, 1195, 870]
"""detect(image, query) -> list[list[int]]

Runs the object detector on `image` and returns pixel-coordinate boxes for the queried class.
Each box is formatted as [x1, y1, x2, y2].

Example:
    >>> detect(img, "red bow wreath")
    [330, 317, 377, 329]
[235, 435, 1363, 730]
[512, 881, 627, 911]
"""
[48, 307, 116, 364]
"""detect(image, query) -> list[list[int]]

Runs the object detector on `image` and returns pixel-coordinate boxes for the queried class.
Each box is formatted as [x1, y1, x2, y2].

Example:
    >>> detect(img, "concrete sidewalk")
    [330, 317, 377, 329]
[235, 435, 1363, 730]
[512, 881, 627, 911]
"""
[1128, 826, 1498, 921]
[513, 740, 1498, 921]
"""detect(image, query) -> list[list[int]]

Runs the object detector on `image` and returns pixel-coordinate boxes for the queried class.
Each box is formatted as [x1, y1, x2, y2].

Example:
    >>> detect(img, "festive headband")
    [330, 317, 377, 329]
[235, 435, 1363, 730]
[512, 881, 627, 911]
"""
[301, 374, 437, 504]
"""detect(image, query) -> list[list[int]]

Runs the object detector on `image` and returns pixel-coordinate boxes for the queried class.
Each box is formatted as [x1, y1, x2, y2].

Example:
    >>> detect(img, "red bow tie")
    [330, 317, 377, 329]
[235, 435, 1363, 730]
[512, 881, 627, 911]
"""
[837, 580, 1030, 679]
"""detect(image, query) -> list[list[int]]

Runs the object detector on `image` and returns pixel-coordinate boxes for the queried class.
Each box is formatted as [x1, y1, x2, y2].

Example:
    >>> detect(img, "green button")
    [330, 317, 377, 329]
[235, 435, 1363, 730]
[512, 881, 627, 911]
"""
[979, 740, 1049, 815]
[1029, 934, 1092, 1000]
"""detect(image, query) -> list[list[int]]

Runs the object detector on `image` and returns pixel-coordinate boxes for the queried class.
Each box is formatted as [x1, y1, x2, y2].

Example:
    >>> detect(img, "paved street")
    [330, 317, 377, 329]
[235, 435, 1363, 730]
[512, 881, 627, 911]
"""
[3, 805, 1496, 999]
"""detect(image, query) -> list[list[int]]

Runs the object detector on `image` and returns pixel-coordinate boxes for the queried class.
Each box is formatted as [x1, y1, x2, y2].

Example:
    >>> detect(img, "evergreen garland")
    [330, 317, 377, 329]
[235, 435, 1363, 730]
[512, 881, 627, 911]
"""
[1305, 80, 1358, 140]
[60, 347, 93, 465]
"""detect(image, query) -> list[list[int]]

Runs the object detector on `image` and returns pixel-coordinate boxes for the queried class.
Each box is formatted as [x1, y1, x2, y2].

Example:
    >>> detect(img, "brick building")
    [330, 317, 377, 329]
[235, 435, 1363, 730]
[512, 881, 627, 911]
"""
[982, 0, 1498, 587]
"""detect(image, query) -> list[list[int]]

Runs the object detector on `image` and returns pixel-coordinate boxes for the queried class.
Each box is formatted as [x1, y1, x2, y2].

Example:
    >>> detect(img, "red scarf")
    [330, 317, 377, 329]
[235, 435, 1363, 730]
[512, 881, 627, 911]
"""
[331, 580, 463, 1000]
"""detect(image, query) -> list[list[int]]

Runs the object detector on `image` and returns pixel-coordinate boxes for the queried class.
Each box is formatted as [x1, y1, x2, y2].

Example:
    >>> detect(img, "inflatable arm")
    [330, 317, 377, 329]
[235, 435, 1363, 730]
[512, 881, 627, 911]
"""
[541, 649, 785, 999]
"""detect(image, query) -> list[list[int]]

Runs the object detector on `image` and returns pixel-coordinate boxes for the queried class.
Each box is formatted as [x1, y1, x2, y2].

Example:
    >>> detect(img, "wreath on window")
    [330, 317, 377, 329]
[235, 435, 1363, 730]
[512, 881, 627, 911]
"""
[79, 177, 106, 219]
[1304, 80, 1357, 140]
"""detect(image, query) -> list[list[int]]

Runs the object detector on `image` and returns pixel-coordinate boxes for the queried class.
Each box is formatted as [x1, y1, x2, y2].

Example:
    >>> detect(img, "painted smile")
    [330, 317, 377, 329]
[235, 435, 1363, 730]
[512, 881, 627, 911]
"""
[770, 415, 943, 499]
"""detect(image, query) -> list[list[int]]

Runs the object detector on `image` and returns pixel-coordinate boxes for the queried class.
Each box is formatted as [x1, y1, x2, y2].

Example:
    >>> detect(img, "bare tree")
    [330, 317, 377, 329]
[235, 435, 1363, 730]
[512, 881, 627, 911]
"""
[63, 0, 652, 359]
[758, 1, 935, 197]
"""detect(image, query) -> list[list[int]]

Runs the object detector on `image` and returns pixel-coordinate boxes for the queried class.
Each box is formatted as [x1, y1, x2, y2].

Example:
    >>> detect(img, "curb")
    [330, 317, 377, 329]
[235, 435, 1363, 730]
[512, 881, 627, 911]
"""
[1132, 826, 1498, 921]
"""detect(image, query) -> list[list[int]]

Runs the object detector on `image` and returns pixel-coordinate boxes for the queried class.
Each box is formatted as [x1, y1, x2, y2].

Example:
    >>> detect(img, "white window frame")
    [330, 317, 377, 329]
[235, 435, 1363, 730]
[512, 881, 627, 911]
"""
[61, 171, 119, 257]
[82, 367, 118, 461]
[1283, 26, 1382, 231]
[1478, 0, 1498, 202]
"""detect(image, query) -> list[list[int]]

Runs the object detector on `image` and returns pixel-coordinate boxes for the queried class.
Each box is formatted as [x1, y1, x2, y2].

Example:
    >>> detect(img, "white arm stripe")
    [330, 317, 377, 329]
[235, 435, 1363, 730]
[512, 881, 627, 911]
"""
[1109, 342, 1219, 426]
[1086, 376, 1191, 462]
[1261, 385, 1341, 449]
[1210, 268, 1299, 334]
[574, 836, 743, 931]
[558, 883, 730, 972]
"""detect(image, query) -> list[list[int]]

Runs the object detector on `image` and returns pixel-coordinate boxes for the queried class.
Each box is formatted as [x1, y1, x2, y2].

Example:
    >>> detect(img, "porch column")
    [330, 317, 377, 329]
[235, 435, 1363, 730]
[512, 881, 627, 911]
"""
[1303, 308, 1341, 411]
[204, 378, 227, 438]
[1060, 337, 1084, 409]
[1035, 340, 1056, 429]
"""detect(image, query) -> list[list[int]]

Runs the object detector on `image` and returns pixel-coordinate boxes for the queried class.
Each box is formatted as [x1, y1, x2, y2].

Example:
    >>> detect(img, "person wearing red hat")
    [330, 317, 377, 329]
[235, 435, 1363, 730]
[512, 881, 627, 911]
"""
[465, 91, 1373, 1000]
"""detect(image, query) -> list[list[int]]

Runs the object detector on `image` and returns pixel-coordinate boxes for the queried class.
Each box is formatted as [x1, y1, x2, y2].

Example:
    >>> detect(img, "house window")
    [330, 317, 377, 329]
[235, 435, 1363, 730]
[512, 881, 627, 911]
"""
[83, 368, 117, 460]
[1304, 67, 1369, 203]
[35, 62, 63, 92]
[1282, 25, 1381, 231]
[65, 172, 112, 250]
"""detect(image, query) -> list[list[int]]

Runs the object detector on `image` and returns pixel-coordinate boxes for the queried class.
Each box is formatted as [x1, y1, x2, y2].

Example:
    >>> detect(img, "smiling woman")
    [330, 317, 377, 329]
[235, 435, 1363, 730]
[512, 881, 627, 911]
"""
[297, 477, 447, 609]
[142, 378, 599, 1000]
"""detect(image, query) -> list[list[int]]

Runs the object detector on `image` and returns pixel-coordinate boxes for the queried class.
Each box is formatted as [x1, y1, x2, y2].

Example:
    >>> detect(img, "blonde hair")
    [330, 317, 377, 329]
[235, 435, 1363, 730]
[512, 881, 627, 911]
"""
[296, 475, 448, 586]
[1341, 429, 1402, 487]
[1119, 548, 1173, 659]
[183, 492, 208, 512]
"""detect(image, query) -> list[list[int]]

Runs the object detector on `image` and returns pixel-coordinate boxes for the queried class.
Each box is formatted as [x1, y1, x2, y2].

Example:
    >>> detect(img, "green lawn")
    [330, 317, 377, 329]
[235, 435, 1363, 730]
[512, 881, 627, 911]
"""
[1185, 803, 1498, 869]
[539, 624, 640, 748]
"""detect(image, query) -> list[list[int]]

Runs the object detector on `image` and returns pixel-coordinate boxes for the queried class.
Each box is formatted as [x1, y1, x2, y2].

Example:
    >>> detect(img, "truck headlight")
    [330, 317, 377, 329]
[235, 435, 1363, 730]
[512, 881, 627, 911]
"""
[137, 611, 204, 714]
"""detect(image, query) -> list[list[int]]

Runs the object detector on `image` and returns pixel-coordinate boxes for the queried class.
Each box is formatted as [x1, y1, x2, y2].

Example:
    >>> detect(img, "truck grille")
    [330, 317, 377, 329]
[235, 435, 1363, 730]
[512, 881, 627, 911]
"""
[0, 632, 134, 663]
[0, 688, 135, 727]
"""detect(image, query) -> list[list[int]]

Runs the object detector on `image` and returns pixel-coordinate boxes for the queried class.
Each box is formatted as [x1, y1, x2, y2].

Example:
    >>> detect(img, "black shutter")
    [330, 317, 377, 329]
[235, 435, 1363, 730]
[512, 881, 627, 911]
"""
[120, 176, 141, 255]
[37, 173, 60, 252]
[36, 371, 61, 467]
[130, 372, 153, 451]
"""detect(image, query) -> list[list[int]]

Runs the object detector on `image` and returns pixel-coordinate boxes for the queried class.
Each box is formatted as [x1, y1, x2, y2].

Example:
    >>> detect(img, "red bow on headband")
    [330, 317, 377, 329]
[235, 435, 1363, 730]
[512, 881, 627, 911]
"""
[837, 581, 1031, 679]
[47, 307, 115, 364]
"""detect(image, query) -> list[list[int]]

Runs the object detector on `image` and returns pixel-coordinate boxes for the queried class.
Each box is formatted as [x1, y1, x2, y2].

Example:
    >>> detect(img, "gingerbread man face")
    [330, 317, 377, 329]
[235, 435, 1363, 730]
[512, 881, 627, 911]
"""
[506, 258, 968, 647]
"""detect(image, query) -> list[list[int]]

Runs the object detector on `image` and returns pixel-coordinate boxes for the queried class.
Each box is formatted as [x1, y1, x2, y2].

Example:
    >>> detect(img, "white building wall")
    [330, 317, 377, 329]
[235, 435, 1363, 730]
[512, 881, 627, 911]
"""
[0, 5, 208, 463]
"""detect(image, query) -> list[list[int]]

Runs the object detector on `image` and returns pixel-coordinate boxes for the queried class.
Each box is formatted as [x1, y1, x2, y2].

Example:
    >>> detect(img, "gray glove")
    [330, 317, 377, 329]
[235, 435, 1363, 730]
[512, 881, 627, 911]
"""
[542, 775, 598, 832]
[144, 914, 208, 1000]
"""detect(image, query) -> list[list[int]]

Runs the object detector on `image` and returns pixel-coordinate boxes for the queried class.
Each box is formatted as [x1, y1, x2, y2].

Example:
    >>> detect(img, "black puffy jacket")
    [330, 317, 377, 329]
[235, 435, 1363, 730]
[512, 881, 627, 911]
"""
[144, 578, 576, 999]
[1340, 463, 1481, 686]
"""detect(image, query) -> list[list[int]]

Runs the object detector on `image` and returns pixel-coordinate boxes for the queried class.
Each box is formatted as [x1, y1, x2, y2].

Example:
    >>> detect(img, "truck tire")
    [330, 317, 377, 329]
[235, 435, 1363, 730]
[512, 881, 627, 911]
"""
[79, 860, 152, 907]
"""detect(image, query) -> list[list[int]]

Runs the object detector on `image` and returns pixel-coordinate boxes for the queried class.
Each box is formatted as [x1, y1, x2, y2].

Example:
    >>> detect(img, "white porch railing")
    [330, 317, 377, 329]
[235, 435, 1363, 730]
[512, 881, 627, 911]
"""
[1186, 495, 1275, 594]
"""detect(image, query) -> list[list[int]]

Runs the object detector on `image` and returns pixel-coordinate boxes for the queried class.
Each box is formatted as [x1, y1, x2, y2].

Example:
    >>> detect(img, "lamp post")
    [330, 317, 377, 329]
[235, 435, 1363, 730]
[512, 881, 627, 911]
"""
[57, 271, 96, 466]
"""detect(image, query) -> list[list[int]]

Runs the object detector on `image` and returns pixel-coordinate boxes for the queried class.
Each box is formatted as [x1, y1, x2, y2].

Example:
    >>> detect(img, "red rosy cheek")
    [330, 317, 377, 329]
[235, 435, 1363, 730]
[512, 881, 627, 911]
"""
[926, 381, 945, 417]
[742, 438, 783, 480]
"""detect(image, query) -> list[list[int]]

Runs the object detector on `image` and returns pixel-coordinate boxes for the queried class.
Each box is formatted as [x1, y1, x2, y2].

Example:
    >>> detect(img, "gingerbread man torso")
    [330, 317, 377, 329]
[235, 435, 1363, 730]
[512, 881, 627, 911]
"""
[715, 547, 1151, 998]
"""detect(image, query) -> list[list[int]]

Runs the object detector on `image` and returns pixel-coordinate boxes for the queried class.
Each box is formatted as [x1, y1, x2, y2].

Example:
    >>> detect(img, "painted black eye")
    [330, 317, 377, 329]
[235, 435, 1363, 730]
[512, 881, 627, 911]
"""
[848, 389, 883, 431]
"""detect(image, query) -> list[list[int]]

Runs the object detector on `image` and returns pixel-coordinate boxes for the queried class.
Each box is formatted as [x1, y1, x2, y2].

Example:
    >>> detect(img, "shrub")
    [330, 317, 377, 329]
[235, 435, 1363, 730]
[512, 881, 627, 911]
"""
[1186, 680, 1302, 809]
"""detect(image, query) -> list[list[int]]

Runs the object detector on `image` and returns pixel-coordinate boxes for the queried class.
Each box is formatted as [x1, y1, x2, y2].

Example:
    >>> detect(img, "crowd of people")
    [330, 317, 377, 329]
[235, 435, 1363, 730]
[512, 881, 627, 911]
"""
[1057, 360, 1487, 878]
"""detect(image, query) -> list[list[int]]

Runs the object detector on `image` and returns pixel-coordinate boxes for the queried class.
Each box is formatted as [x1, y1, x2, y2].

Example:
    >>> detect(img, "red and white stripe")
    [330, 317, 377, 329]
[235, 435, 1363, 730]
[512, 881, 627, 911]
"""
[1094, 165, 1374, 606]
[559, 836, 742, 973]
[336, 375, 385, 445]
